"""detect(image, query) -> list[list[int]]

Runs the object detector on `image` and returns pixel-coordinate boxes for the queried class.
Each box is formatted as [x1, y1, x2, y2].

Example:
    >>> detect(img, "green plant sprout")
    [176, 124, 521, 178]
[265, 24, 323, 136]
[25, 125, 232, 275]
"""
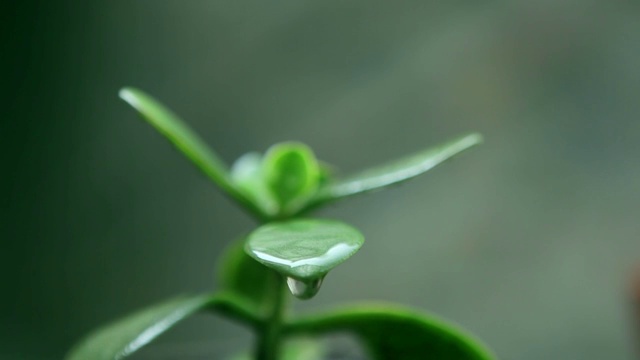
[66, 87, 496, 360]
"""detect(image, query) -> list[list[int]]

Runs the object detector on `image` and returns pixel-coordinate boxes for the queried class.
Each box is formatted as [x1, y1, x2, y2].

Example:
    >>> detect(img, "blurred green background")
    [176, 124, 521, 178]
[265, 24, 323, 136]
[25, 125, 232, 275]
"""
[3, 1, 640, 359]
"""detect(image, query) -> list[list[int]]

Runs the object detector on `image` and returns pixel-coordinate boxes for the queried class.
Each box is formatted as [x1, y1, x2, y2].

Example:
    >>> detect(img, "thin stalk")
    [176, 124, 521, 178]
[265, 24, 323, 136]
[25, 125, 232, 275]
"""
[256, 275, 288, 360]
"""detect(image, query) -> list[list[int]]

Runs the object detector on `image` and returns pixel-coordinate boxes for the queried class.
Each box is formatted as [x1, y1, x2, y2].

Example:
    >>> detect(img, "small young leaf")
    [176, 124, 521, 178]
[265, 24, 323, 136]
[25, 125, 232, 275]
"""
[244, 219, 364, 281]
[66, 295, 212, 360]
[263, 142, 321, 213]
[119, 87, 266, 220]
[230, 152, 279, 217]
[217, 237, 280, 315]
[285, 303, 496, 360]
[308, 133, 483, 209]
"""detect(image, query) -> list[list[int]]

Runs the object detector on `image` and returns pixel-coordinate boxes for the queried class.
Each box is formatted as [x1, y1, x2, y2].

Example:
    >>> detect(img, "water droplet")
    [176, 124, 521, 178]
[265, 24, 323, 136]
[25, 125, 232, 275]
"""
[286, 276, 323, 300]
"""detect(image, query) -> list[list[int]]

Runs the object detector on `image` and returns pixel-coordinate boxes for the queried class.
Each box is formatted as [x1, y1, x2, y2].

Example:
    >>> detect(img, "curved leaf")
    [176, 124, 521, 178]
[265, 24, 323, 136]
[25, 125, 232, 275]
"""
[119, 87, 265, 220]
[262, 142, 321, 214]
[310, 133, 483, 207]
[66, 293, 259, 360]
[66, 295, 211, 360]
[285, 303, 496, 360]
[245, 219, 364, 281]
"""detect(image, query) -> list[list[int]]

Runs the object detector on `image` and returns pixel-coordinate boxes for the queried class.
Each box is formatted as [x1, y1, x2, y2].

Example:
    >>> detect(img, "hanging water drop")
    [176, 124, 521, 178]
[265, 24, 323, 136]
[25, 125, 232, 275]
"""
[286, 276, 323, 300]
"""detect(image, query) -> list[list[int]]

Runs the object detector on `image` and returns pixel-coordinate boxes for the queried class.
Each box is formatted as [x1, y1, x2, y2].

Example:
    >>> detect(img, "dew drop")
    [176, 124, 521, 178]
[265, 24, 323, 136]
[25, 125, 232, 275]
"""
[286, 276, 323, 300]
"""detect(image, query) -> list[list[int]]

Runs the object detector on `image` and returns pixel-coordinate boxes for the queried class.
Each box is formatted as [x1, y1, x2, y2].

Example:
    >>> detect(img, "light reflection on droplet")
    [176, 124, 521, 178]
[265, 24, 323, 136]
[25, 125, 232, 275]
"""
[286, 276, 323, 300]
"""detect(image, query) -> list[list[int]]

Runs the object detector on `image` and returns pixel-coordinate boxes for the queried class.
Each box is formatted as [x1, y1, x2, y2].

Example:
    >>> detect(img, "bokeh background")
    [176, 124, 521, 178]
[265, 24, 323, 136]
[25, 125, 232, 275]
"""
[3, 1, 640, 359]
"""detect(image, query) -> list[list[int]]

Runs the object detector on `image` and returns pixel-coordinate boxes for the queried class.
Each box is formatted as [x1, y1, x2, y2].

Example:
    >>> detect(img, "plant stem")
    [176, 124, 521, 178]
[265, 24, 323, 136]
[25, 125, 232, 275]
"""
[256, 274, 287, 360]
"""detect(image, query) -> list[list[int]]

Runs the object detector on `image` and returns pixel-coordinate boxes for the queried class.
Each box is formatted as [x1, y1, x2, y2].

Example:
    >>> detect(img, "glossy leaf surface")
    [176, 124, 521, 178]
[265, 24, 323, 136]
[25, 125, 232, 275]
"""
[263, 142, 320, 213]
[217, 237, 280, 314]
[245, 219, 364, 281]
[285, 303, 495, 360]
[66, 295, 212, 360]
[66, 292, 262, 360]
[311, 133, 483, 206]
[119, 87, 265, 219]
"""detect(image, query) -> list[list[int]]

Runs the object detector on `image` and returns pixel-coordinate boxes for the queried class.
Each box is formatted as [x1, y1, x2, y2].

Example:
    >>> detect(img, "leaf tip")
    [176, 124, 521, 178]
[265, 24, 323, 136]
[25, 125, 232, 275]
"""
[119, 87, 138, 105]
[463, 132, 484, 146]
[118, 87, 140, 107]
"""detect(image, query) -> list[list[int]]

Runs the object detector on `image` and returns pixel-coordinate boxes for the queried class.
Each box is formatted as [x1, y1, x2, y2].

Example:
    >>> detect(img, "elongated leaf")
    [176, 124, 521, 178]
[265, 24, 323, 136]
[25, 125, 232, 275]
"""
[66, 295, 211, 360]
[66, 293, 260, 360]
[310, 133, 483, 207]
[285, 303, 496, 360]
[217, 236, 280, 314]
[119, 87, 265, 220]
[245, 219, 364, 281]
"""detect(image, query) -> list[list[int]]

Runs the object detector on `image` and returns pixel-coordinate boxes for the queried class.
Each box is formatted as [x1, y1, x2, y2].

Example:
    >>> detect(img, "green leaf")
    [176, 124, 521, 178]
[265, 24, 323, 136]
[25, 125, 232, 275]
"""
[66, 293, 261, 360]
[244, 219, 364, 281]
[263, 142, 321, 214]
[230, 152, 279, 217]
[119, 87, 265, 220]
[217, 236, 280, 315]
[66, 295, 212, 360]
[309, 133, 483, 208]
[285, 303, 496, 360]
